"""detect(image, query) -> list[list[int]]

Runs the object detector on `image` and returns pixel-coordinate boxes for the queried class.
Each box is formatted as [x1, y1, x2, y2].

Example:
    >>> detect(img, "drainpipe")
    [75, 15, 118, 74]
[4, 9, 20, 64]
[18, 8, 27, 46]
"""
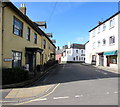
[0, 2, 3, 73]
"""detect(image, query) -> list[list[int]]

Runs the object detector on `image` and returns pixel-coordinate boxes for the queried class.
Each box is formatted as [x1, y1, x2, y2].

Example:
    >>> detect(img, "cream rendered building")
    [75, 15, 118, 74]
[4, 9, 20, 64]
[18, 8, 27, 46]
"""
[0, 2, 56, 72]
[85, 11, 120, 71]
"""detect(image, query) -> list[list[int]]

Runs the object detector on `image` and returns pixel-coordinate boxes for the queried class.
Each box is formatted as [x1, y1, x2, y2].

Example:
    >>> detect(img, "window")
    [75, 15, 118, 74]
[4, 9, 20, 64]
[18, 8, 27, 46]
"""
[81, 50, 83, 54]
[109, 36, 115, 44]
[26, 27, 30, 41]
[43, 40, 46, 49]
[12, 51, 22, 68]
[76, 56, 78, 60]
[110, 18, 115, 28]
[98, 27, 100, 33]
[34, 33, 37, 44]
[76, 50, 78, 54]
[103, 39, 106, 45]
[73, 57, 75, 61]
[103, 24, 106, 31]
[13, 17, 23, 37]
[48, 44, 50, 49]
[93, 42, 95, 49]
[98, 40, 101, 47]
[92, 30, 95, 37]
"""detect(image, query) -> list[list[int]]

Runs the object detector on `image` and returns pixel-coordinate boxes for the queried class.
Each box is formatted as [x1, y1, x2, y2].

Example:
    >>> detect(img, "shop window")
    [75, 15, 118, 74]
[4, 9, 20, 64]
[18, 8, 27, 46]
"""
[110, 56, 117, 64]
[13, 17, 23, 37]
[12, 51, 22, 68]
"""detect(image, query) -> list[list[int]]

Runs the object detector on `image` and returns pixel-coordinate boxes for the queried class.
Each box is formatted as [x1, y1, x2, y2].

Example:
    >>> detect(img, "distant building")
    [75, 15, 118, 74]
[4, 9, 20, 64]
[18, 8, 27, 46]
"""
[85, 11, 119, 70]
[56, 49, 65, 63]
[61, 43, 85, 63]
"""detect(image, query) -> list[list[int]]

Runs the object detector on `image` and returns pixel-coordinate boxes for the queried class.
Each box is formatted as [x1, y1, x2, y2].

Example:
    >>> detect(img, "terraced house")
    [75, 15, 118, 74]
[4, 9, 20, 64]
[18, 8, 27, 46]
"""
[0, 2, 56, 72]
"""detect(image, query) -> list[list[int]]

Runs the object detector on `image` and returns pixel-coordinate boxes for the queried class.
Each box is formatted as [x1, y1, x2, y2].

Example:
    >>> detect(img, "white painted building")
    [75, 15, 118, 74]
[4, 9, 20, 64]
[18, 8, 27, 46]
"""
[85, 11, 120, 70]
[61, 43, 85, 63]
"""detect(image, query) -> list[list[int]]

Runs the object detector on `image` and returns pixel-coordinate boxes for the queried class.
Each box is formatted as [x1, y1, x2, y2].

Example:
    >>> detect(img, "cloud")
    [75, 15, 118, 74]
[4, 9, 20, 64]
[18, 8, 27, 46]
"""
[75, 36, 88, 44]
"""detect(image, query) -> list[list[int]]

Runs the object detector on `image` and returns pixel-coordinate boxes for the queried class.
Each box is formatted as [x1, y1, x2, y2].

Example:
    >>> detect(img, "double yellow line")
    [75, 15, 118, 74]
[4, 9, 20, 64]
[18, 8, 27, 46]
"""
[14, 83, 60, 105]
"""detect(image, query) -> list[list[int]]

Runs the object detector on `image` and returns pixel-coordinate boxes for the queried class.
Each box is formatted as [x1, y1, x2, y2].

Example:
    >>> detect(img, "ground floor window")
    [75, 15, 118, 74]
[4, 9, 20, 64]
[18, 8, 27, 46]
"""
[12, 51, 22, 68]
[110, 55, 117, 64]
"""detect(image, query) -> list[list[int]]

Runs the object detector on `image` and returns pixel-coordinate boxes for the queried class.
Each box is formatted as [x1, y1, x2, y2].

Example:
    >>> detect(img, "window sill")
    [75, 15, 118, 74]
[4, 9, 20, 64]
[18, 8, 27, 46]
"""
[109, 26, 115, 30]
[109, 43, 115, 46]
[13, 33, 23, 38]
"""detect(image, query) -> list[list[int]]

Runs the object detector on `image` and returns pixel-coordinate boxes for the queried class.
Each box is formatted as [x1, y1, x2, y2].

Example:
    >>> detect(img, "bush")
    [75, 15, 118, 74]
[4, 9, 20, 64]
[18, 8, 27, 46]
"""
[2, 68, 28, 85]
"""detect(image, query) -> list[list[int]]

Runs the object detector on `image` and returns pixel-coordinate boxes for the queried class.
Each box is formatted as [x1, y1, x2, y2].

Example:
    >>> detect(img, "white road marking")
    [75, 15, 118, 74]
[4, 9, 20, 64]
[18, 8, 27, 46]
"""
[31, 98, 47, 102]
[0, 100, 16, 103]
[45, 87, 52, 92]
[53, 96, 69, 100]
[114, 91, 118, 94]
[75, 95, 83, 98]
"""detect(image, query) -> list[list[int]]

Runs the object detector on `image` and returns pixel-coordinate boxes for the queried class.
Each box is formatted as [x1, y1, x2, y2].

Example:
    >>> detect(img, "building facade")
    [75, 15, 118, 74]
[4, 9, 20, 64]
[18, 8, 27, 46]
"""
[61, 43, 85, 63]
[1, 2, 56, 72]
[56, 49, 65, 63]
[85, 11, 120, 70]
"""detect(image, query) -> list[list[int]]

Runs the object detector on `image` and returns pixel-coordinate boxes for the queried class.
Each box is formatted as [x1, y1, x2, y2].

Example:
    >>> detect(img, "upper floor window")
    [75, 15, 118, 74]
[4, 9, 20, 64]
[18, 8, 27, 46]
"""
[92, 30, 95, 37]
[103, 38, 106, 45]
[43, 40, 46, 49]
[48, 44, 50, 49]
[13, 17, 23, 37]
[98, 27, 100, 33]
[93, 42, 95, 49]
[76, 50, 78, 54]
[81, 50, 83, 54]
[109, 36, 115, 44]
[98, 40, 101, 47]
[103, 24, 106, 31]
[26, 27, 30, 41]
[109, 18, 115, 28]
[34, 33, 37, 44]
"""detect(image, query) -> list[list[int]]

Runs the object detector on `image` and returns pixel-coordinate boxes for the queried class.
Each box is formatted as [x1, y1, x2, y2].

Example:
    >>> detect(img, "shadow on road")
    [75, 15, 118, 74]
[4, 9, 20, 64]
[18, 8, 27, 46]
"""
[30, 63, 119, 87]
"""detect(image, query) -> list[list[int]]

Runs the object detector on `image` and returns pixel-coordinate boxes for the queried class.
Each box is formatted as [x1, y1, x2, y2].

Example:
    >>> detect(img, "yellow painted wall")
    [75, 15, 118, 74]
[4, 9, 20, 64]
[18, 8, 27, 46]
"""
[2, 6, 56, 68]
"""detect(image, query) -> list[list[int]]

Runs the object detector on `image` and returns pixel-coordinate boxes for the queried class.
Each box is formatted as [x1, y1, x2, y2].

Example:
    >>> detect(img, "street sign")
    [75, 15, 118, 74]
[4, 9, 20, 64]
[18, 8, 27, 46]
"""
[4, 58, 12, 62]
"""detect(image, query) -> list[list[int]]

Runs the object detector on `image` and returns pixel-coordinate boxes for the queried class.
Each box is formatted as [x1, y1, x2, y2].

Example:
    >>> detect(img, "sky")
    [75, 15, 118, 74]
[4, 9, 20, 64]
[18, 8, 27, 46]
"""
[13, 2, 118, 48]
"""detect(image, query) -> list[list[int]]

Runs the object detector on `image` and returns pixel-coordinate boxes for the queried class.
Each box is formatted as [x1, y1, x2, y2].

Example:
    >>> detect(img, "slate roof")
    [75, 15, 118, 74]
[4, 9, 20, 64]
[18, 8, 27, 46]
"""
[71, 44, 85, 49]
[56, 49, 65, 54]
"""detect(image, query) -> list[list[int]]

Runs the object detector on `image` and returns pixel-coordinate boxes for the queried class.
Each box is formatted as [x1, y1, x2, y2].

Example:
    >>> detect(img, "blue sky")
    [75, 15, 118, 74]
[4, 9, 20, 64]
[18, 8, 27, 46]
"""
[13, 2, 118, 48]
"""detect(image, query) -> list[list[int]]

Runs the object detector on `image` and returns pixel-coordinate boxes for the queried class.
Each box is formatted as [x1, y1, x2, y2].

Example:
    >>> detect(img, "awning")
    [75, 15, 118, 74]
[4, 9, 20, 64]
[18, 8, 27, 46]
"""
[103, 50, 117, 56]
[25, 47, 43, 53]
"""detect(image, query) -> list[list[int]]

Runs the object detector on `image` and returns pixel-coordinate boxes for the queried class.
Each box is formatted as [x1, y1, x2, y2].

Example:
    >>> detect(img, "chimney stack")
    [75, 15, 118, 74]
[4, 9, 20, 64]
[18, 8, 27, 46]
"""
[68, 42, 71, 48]
[19, 4, 26, 15]
[98, 21, 102, 25]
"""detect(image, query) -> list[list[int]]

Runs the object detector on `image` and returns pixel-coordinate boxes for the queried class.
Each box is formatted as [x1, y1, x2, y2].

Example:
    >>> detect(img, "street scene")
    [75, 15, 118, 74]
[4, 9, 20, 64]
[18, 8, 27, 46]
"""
[0, 1, 120, 106]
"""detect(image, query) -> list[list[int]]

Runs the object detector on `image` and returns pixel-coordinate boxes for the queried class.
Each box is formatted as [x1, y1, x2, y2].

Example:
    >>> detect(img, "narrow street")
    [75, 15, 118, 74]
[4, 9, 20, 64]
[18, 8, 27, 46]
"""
[13, 63, 119, 105]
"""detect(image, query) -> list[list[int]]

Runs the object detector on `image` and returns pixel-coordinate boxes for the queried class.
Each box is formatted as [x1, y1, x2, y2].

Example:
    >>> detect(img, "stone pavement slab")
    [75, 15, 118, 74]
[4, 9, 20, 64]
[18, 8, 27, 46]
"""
[5, 84, 54, 99]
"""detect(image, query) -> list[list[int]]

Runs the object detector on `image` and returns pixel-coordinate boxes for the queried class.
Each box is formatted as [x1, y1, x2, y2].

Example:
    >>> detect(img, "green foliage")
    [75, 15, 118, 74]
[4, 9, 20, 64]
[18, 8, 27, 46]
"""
[2, 68, 28, 85]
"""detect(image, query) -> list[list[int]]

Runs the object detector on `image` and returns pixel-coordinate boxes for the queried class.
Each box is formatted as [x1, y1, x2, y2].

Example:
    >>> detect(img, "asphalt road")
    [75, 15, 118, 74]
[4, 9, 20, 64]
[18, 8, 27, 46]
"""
[24, 63, 119, 105]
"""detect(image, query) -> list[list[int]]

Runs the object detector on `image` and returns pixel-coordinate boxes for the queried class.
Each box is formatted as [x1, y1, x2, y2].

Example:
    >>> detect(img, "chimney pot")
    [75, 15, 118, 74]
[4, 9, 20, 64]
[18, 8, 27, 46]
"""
[20, 4, 26, 15]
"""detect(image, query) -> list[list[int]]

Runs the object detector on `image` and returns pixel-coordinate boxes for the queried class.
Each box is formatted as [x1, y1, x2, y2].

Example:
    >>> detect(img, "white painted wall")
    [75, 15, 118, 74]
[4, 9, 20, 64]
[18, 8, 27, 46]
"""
[85, 12, 119, 68]
[61, 48, 85, 62]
